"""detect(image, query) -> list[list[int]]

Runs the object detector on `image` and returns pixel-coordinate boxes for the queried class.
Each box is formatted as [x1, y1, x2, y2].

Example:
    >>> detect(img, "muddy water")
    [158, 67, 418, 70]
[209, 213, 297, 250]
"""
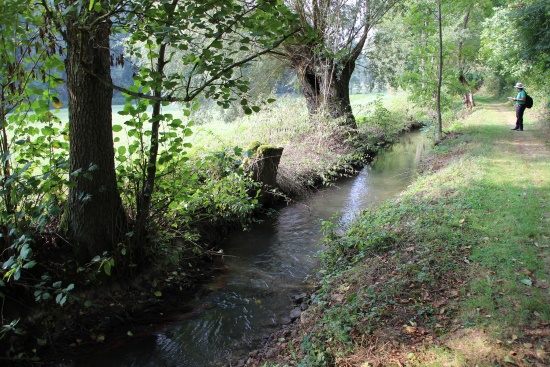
[77, 130, 429, 367]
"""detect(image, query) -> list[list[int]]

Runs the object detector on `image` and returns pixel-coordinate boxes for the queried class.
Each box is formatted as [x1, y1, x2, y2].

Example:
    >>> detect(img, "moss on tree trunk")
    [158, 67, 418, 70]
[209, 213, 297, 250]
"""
[246, 144, 284, 202]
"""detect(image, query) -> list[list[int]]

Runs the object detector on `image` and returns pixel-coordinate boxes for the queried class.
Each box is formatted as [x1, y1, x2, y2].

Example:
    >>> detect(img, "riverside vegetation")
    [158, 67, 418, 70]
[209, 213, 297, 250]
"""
[0, 92, 419, 364]
[246, 96, 550, 367]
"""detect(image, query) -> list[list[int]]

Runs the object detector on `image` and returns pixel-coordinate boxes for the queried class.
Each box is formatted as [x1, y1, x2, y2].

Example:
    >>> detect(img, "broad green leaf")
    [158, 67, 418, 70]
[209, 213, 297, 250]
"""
[103, 262, 111, 276]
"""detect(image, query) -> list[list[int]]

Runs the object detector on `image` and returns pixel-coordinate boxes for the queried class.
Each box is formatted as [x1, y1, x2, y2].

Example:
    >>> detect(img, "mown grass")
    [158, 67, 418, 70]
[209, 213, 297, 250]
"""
[252, 98, 549, 366]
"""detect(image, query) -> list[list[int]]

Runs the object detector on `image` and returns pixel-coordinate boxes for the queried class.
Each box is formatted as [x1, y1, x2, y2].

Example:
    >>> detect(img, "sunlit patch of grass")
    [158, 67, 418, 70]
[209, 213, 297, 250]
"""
[437, 329, 507, 366]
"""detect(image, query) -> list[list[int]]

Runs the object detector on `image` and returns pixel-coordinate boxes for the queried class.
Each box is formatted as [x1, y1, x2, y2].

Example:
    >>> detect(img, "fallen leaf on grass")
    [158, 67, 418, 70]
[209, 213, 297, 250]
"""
[331, 294, 343, 303]
[503, 355, 516, 364]
[434, 300, 447, 308]
[520, 279, 532, 286]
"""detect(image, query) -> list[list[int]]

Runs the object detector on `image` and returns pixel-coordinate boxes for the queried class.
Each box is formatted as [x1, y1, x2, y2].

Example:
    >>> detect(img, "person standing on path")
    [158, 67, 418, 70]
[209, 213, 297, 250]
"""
[512, 82, 527, 131]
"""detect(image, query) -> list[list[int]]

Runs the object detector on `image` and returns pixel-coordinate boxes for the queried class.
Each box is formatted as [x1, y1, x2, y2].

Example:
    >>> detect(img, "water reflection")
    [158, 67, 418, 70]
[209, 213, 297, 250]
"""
[76, 130, 429, 367]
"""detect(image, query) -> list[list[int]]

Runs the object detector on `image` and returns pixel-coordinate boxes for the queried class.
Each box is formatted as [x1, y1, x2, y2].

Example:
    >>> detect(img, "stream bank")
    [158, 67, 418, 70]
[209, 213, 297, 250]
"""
[62, 129, 429, 367]
[5, 121, 423, 366]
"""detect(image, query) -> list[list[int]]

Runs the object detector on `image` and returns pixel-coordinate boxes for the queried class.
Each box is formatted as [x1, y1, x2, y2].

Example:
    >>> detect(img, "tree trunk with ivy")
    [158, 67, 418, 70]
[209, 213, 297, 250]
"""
[61, 12, 128, 262]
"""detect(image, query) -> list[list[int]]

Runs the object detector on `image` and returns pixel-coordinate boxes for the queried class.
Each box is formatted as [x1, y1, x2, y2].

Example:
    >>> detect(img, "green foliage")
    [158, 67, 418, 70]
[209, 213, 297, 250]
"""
[513, 0, 550, 63]
[33, 275, 75, 306]
[480, 1, 550, 101]
[356, 96, 408, 140]
[0, 1, 72, 351]
[114, 101, 260, 265]
[369, 0, 499, 123]
[480, 7, 522, 78]
[160, 148, 261, 225]
[122, 0, 298, 109]
[0, 3, 66, 278]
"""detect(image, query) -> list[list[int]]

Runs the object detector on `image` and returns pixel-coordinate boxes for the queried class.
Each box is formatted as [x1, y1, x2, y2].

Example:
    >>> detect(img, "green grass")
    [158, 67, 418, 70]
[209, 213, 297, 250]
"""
[262, 97, 550, 366]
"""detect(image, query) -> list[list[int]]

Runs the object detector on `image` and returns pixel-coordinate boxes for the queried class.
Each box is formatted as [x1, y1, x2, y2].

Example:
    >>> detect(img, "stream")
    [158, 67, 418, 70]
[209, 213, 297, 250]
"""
[76, 130, 429, 367]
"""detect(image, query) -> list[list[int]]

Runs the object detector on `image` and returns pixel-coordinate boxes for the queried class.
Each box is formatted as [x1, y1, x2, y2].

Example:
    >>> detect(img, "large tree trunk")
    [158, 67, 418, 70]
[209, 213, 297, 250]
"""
[63, 13, 127, 261]
[297, 58, 357, 129]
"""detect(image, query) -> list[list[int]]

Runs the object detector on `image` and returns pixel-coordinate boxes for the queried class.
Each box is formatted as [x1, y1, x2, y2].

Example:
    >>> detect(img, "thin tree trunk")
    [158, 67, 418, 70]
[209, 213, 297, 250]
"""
[457, 8, 475, 110]
[133, 42, 167, 253]
[63, 13, 127, 262]
[0, 108, 13, 216]
[436, 1, 443, 138]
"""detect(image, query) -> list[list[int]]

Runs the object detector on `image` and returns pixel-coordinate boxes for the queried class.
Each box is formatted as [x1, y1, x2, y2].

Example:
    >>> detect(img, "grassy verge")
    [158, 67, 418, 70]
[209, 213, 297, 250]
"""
[248, 98, 550, 366]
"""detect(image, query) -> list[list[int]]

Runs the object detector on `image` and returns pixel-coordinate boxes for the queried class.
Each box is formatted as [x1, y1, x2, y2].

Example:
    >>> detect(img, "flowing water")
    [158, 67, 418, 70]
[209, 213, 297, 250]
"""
[76, 130, 429, 367]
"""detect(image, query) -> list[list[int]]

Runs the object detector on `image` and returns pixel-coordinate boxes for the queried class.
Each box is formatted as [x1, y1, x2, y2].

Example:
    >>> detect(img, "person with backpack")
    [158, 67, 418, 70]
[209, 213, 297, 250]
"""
[511, 82, 527, 131]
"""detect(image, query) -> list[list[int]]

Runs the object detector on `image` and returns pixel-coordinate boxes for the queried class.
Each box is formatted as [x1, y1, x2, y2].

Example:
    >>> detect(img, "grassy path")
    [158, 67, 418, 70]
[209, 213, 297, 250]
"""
[248, 99, 549, 367]
[430, 99, 550, 366]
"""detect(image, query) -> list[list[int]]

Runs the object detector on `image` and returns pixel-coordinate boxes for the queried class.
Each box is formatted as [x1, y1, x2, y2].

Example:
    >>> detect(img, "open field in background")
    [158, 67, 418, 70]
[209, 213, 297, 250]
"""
[44, 91, 408, 154]
[3, 90, 415, 210]
[25, 91, 412, 192]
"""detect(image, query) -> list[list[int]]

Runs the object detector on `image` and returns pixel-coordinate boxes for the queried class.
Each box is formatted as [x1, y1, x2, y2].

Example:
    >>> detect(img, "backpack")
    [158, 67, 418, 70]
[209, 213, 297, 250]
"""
[525, 93, 533, 108]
